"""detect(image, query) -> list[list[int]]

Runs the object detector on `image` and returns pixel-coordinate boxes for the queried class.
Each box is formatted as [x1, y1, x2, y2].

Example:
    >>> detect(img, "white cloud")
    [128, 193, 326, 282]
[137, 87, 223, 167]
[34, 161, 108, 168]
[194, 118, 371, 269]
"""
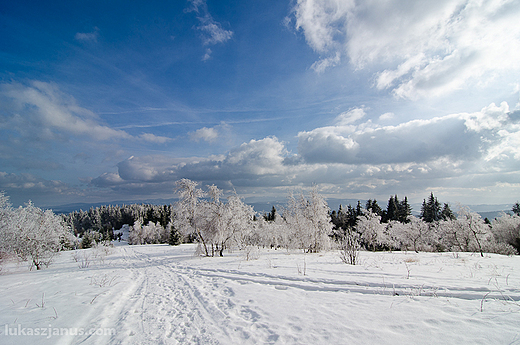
[335, 107, 366, 125]
[202, 48, 212, 61]
[88, 102, 520, 204]
[190, 126, 219, 142]
[292, 0, 520, 98]
[0, 81, 131, 141]
[188, 0, 233, 46]
[379, 112, 394, 121]
[0, 81, 173, 147]
[74, 27, 99, 42]
[138, 133, 173, 144]
[298, 102, 520, 167]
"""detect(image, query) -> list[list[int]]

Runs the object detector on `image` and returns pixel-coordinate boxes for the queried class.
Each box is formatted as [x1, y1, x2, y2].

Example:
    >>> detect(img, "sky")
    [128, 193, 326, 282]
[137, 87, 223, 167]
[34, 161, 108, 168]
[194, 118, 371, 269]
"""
[1, 0, 520, 210]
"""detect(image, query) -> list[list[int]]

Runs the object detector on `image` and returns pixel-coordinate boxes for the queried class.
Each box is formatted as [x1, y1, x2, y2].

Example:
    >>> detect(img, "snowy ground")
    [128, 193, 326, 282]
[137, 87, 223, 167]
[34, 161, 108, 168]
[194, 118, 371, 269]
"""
[1, 243, 519, 345]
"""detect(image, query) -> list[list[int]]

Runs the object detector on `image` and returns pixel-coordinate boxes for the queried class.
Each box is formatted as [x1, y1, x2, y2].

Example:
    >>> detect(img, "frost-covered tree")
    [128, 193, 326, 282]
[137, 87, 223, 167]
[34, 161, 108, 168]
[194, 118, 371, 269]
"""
[356, 209, 385, 251]
[283, 188, 332, 253]
[174, 179, 209, 255]
[455, 206, 492, 257]
[173, 179, 255, 256]
[0, 200, 72, 270]
[338, 228, 360, 265]
[491, 213, 520, 254]
[216, 193, 256, 256]
[392, 216, 432, 252]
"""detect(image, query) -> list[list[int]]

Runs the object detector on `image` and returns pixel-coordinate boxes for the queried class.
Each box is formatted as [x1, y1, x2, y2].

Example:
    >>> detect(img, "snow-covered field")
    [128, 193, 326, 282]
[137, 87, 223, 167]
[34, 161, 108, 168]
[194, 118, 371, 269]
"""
[1, 243, 519, 345]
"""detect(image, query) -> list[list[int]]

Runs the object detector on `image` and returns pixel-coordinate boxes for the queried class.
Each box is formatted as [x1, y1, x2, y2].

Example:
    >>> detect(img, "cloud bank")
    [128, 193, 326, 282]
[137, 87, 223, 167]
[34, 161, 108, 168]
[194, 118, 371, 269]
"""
[86, 102, 520, 203]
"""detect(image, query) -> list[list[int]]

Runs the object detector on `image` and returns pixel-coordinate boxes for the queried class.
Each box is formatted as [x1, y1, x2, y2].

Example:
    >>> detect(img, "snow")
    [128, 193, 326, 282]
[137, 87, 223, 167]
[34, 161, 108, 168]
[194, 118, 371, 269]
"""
[1, 243, 519, 344]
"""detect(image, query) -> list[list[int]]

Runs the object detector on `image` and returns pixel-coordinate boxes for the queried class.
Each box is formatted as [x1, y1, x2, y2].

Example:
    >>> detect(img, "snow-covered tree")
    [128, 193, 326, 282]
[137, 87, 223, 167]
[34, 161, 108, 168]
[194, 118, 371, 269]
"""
[356, 209, 385, 251]
[393, 215, 432, 252]
[0, 200, 72, 270]
[173, 179, 209, 255]
[216, 193, 256, 256]
[491, 213, 520, 254]
[283, 188, 333, 253]
[455, 206, 492, 257]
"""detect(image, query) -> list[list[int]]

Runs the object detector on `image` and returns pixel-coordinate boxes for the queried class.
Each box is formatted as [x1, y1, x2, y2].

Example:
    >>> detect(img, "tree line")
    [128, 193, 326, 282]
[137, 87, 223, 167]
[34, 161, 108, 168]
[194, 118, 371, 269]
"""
[1, 183, 520, 270]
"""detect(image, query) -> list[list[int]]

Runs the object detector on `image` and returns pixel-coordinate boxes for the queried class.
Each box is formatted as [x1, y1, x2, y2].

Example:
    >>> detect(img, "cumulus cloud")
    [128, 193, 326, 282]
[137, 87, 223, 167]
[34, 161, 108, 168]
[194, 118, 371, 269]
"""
[89, 137, 293, 193]
[138, 133, 173, 144]
[298, 102, 519, 166]
[189, 126, 219, 142]
[291, 0, 520, 98]
[335, 107, 366, 125]
[188, 123, 231, 143]
[88, 102, 520, 203]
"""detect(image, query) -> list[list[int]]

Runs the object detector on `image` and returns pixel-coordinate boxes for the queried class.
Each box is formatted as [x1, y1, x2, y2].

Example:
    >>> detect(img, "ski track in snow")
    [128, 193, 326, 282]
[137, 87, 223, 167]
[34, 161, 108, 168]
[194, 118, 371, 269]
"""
[1, 243, 520, 344]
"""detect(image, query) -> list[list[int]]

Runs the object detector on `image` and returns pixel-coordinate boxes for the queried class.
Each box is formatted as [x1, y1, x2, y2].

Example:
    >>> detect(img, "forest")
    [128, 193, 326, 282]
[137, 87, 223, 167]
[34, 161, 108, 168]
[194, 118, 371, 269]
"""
[1, 178, 520, 270]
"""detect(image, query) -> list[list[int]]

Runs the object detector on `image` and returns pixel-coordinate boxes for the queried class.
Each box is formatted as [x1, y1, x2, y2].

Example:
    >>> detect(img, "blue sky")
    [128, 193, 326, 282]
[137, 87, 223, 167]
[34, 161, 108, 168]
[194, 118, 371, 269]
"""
[1, 0, 520, 209]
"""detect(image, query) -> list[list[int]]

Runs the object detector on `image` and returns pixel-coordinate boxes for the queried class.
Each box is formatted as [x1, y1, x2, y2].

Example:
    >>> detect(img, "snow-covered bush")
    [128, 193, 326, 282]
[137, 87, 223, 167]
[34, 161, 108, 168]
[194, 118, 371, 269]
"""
[128, 219, 168, 245]
[80, 230, 103, 249]
[338, 228, 360, 265]
[356, 209, 386, 251]
[491, 213, 520, 254]
[0, 197, 72, 270]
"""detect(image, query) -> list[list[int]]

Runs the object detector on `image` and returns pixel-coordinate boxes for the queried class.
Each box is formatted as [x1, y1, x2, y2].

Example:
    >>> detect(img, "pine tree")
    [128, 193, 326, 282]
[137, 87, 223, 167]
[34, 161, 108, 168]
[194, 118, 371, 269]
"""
[169, 225, 181, 245]
[512, 202, 520, 216]
[397, 196, 412, 223]
[384, 195, 398, 223]
[421, 192, 441, 223]
[440, 203, 456, 220]
[366, 199, 382, 217]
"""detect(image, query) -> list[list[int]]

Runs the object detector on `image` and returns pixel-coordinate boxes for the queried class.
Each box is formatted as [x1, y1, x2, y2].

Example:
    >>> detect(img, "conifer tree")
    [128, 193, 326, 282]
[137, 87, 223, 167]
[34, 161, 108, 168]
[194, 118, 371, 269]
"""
[440, 203, 456, 221]
[512, 202, 520, 216]
[397, 196, 412, 223]
[420, 192, 441, 223]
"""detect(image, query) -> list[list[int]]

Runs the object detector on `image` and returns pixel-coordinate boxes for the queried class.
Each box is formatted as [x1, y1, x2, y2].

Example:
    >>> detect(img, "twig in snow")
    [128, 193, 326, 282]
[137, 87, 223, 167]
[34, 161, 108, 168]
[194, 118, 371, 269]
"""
[36, 293, 45, 308]
[481, 292, 491, 312]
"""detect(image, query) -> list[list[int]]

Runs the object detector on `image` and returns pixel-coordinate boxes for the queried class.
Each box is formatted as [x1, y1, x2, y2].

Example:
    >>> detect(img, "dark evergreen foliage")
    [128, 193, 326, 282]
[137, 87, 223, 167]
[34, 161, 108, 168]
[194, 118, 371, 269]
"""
[440, 203, 456, 221]
[512, 202, 520, 216]
[382, 195, 412, 223]
[263, 206, 277, 221]
[169, 226, 182, 246]
[420, 192, 442, 222]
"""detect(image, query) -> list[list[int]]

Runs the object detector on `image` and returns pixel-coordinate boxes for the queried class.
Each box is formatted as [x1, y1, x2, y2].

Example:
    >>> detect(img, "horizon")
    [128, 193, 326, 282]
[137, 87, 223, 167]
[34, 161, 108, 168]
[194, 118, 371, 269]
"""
[2, 0, 520, 209]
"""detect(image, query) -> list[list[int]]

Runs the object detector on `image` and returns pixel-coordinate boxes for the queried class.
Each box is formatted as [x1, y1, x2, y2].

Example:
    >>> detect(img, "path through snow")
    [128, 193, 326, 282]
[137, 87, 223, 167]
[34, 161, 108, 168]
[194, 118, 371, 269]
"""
[1, 243, 520, 344]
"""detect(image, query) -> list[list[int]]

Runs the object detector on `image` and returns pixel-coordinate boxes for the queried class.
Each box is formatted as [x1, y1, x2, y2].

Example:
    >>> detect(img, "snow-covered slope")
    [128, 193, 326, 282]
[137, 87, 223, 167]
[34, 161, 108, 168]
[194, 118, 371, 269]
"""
[1, 243, 519, 344]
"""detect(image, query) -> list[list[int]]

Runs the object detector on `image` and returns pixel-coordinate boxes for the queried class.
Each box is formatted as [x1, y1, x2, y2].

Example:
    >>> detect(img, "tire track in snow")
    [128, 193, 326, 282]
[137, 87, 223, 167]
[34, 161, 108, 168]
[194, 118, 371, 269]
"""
[187, 266, 520, 302]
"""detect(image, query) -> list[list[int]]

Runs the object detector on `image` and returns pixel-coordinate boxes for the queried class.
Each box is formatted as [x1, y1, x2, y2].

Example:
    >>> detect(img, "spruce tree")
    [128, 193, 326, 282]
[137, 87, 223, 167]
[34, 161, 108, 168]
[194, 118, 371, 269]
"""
[421, 192, 441, 223]
[512, 202, 520, 216]
[384, 195, 398, 223]
[440, 203, 456, 220]
[397, 196, 412, 223]
[168, 226, 181, 246]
